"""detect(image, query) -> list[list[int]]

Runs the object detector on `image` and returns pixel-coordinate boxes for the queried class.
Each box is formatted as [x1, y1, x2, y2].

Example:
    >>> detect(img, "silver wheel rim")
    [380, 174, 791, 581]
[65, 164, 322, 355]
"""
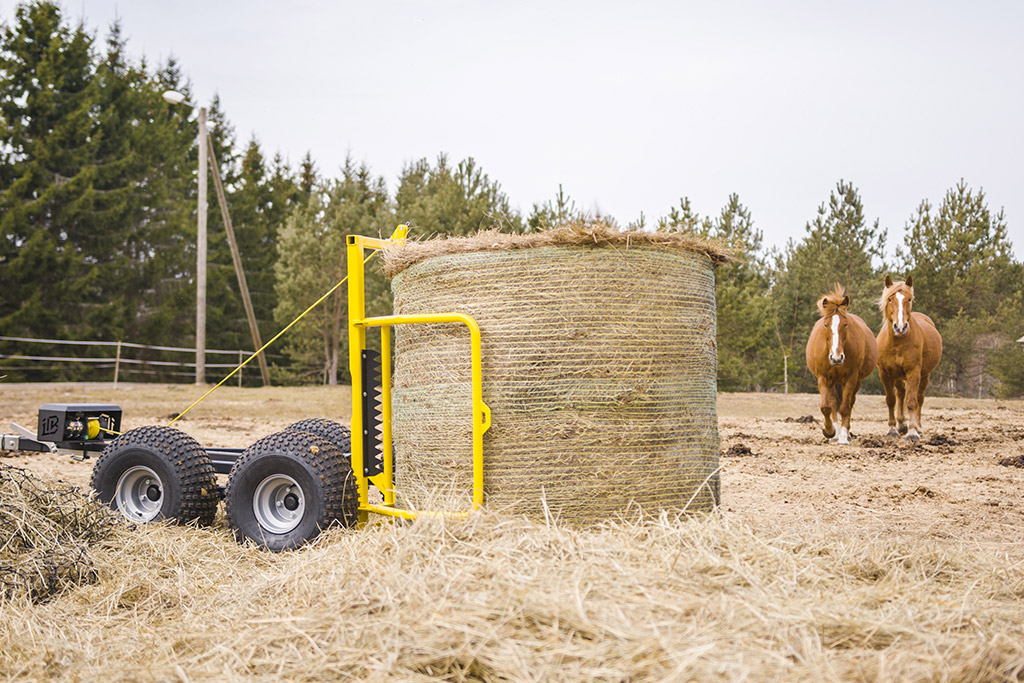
[115, 465, 164, 522]
[253, 474, 305, 534]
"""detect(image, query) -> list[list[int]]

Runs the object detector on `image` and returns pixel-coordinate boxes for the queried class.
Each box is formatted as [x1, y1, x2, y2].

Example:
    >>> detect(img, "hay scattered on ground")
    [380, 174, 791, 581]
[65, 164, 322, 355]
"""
[0, 465, 120, 602]
[381, 223, 734, 277]
[2, 388, 1022, 680]
[1, 495, 1022, 681]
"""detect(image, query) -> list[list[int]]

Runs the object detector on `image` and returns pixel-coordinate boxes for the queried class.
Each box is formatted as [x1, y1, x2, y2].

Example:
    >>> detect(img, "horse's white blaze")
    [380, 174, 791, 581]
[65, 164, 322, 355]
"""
[896, 292, 906, 328]
[830, 315, 841, 357]
[838, 426, 850, 445]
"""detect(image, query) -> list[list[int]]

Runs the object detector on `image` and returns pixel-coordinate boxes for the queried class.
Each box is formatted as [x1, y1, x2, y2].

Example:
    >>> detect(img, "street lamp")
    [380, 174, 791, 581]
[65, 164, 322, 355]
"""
[162, 89, 270, 386]
[163, 90, 208, 385]
[161, 90, 188, 105]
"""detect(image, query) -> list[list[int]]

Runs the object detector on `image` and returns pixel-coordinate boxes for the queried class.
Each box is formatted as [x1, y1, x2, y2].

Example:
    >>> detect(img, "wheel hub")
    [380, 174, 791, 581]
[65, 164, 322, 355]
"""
[115, 465, 164, 522]
[253, 474, 305, 534]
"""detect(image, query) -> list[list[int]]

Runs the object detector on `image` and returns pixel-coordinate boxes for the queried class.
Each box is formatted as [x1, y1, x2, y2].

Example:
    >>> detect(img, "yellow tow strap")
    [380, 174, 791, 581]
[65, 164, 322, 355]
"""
[167, 224, 407, 427]
[167, 251, 375, 427]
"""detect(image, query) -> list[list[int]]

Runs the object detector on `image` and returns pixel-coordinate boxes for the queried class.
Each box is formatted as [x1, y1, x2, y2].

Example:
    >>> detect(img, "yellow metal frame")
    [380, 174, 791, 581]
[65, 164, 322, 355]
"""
[347, 233, 490, 522]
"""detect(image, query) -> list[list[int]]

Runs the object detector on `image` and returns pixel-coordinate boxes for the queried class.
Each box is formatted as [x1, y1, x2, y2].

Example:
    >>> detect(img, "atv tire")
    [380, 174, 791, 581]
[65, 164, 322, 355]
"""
[91, 426, 218, 525]
[225, 430, 358, 552]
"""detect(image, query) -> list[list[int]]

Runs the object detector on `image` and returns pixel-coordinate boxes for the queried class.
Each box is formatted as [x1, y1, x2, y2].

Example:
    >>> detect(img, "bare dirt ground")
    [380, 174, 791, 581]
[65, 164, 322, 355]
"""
[716, 392, 1024, 547]
[2, 383, 1022, 547]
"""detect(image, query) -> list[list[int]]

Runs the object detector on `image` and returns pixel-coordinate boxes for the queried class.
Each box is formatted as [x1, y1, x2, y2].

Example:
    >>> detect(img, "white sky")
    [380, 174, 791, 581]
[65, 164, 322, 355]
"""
[5, 0, 1023, 259]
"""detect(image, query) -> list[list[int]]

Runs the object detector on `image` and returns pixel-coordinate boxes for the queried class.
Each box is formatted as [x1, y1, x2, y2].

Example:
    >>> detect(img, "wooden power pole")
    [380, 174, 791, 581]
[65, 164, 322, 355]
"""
[206, 137, 272, 386]
[196, 107, 208, 385]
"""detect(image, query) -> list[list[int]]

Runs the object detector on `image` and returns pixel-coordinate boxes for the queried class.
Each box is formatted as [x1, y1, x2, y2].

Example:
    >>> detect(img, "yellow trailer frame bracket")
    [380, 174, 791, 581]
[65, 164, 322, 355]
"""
[346, 234, 490, 522]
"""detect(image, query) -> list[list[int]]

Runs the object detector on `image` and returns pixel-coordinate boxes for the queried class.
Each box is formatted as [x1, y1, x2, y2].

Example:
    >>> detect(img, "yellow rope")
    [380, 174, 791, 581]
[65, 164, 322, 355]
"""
[167, 251, 376, 427]
[95, 414, 122, 436]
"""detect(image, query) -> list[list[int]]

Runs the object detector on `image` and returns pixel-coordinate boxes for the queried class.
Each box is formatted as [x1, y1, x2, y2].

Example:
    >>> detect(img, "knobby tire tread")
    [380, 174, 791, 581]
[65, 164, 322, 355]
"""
[284, 418, 352, 453]
[225, 430, 358, 550]
[91, 426, 219, 525]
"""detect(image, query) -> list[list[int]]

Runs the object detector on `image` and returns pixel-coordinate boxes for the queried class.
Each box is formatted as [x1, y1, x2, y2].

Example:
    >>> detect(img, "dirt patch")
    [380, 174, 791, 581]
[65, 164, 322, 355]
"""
[724, 443, 755, 457]
[727, 432, 758, 442]
[784, 415, 816, 423]
[913, 485, 938, 498]
[999, 454, 1024, 468]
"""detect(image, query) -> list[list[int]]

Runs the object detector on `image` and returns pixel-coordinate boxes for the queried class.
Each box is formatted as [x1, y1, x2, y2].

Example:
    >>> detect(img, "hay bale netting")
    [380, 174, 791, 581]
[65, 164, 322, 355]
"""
[0, 464, 120, 601]
[382, 226, 729, 524]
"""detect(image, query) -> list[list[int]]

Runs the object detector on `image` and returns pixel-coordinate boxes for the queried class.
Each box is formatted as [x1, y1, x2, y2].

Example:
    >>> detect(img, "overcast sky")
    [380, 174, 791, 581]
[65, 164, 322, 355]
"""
[5, 0, 1023, 260]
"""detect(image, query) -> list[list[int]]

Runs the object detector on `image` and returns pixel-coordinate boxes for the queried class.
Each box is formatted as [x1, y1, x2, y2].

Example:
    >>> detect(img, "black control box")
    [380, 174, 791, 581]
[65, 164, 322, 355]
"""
[37, 403, 122, 448]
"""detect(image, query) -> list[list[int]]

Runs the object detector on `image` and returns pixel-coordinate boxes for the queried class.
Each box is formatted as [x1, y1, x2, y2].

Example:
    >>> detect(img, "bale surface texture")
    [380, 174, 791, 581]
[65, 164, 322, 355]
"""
[387, 232, 720, 523]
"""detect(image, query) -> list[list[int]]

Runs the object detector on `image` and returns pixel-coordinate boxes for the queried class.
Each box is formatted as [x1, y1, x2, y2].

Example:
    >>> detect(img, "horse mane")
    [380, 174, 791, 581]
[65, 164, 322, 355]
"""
[817, 284, 847, 316]
[878, 280, 912, 313]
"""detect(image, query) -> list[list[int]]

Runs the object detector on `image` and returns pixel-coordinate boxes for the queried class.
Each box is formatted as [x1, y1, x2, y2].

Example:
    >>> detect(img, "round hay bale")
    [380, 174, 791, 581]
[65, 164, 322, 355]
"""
[383, 226, 726, 524]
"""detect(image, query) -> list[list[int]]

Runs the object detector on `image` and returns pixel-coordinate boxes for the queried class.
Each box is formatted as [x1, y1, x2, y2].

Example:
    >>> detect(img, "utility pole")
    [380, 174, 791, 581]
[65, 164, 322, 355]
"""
[196, 106, 208, 385]
[783, 351, 789, 394]
[207, 137, 271, 385]
[163, 89, 268, 386]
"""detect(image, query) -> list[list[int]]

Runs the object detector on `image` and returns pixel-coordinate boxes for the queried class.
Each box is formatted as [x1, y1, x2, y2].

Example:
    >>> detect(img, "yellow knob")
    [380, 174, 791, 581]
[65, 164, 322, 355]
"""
[390, 224, 409, 244]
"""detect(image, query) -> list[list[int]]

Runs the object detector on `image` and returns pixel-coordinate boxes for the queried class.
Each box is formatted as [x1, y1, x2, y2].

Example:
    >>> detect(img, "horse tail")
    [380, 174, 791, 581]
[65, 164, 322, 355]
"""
[834, 383, 843, 406]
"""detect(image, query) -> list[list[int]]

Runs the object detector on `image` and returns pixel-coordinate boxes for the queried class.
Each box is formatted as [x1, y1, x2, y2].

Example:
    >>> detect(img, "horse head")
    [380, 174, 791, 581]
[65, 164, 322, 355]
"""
[818, 285, 851, 366]
[880, 274, 914, 337]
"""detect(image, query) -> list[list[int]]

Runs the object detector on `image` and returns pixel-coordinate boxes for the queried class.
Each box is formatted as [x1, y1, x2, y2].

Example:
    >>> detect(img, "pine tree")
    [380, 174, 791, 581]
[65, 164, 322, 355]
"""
[656, 197, 710, 235]
[298, 151, 317, 199]
[707, 194, 776, 391]
[395, 154, 523, 235]
[527, 185, 585, 230]
[772, 181, 886, 392]
[220, 137, 296, 352]
[132, 55, 203, 352]
[0, 2, 100, 378]
[274, 158, 393, 385]
[901, 180, 1018, 396]
[988, 282, 1024, 398]
[91, 22, 199, 355]
[0, 5, 205, 381]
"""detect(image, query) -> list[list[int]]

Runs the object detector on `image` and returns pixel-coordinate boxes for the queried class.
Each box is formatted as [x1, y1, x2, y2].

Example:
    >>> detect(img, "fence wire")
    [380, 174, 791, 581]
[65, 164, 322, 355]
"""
[0, 464, 121, 603]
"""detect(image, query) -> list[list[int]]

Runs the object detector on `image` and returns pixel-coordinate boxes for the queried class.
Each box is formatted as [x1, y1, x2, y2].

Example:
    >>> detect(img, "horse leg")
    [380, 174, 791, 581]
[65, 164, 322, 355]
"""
[914, 373, 931, 437]
[836, 378, 858, 445]
[818, 377, 835, 439]
[881, 370, 899, 438]
[895, 380, 908, 435]
[904, 372, 923, 442]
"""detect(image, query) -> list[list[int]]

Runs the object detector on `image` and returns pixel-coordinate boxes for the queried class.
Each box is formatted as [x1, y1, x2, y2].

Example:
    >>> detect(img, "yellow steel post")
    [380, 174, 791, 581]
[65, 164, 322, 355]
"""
[380, 325, 394, 505]
[346, 226, 489, 521]
[352, 312, 490, 518]
[346, 235, 369, 517]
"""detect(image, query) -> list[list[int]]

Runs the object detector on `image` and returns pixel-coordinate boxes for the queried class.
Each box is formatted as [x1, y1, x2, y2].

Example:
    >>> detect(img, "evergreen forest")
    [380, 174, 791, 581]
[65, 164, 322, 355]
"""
[2, 2, 1022, 397]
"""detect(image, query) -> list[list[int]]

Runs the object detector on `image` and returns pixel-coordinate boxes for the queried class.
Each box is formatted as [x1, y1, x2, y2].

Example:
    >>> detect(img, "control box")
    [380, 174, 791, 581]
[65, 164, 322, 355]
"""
[36, 403, 122, 449]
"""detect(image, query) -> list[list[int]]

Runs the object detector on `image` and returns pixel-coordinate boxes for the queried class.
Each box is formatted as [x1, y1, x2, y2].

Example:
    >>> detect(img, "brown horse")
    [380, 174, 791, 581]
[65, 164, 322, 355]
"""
[805, 286, 879, 445]
[877, 275, 943, 442]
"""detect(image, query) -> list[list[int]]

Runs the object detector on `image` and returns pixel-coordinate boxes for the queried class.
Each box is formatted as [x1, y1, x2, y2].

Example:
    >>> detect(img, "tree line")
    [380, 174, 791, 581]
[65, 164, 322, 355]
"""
[2, 2, 1022, 396]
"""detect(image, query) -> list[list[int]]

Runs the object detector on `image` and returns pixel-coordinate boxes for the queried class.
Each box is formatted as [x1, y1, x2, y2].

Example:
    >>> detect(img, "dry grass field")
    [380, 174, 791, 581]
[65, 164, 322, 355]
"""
[2, 383, 1023, 681]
